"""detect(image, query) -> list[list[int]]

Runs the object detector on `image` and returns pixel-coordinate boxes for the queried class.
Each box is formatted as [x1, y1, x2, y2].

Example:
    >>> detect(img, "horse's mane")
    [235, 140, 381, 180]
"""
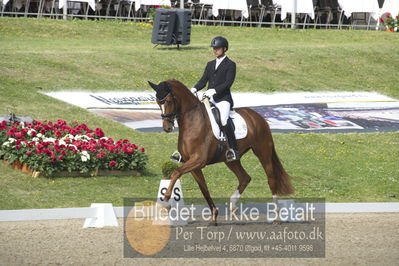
[167, 79, 200, 104]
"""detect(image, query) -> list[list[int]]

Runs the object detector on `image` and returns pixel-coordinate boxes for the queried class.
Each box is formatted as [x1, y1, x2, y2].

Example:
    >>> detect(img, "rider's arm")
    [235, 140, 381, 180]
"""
[194, 63, 210, 91]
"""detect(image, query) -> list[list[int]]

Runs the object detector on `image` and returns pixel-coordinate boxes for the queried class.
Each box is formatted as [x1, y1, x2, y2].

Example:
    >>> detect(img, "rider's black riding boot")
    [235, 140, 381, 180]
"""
[222, 123, 239, 162]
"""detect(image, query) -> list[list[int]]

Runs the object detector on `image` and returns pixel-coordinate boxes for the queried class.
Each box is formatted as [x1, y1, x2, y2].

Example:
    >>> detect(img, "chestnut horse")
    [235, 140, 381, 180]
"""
[148, 79, 294, 224]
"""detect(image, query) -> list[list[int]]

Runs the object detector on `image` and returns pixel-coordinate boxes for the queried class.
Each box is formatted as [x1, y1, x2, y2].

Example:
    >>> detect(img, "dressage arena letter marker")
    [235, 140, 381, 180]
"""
[83, 203, 118, 228]
[156, 179, 187, 225]
[157, 179, 184, 207]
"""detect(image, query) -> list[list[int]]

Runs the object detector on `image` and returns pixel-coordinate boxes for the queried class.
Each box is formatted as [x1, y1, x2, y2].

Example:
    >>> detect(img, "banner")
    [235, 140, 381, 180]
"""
[44, 91, 399, 133]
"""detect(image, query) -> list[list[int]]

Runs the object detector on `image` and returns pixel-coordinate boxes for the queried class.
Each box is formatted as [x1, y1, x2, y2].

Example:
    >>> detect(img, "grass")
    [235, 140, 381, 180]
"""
[0, 18, 398, 209]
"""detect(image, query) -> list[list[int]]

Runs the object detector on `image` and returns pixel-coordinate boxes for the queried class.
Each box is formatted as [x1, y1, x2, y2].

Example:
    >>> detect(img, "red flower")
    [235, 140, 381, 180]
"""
[26, 151, 32, 156]
[95, 128, 104, 138]
[96, 153, 102, 159]
[6, 129, 14, 136]
[57, 120, 66, 126]
[387, 13, 391, 18]
[15, 145, 21, 150]
[109, 161, 116, 167]
[379, 18, 384, 23]
[15, 132, 23, 139]
[55, 131, 62, 138]
[140, 147, 145, 152]
[59, 156, 64, 160]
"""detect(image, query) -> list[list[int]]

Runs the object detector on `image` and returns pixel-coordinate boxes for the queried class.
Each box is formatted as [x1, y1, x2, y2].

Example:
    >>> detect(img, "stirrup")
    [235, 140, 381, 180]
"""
[225, 148, 239, 162]
[170, 150, 182, 163]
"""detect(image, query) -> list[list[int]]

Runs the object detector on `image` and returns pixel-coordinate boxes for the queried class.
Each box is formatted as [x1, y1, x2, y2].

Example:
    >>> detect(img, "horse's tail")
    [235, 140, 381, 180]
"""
[271, 145, 294, 196]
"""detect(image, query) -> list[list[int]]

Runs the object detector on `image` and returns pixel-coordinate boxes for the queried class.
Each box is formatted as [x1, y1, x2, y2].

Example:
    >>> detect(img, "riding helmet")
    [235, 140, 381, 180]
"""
[210, 36, 229, 50]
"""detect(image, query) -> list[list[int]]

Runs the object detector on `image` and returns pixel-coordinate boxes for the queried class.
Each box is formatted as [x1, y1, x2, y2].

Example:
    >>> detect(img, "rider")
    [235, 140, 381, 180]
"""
[191, 36, 239, 162]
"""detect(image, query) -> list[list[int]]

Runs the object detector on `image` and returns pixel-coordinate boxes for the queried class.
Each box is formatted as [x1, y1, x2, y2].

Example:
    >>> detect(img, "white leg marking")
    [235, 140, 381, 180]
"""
[230, 189, 241, 211]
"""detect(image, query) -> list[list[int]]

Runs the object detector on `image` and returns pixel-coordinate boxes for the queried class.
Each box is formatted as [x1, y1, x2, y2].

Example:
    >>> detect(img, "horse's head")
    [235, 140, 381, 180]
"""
[148, 81, 177, 133]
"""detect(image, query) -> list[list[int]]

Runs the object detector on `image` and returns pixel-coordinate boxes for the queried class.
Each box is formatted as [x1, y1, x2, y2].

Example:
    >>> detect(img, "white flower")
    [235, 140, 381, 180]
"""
[58, 140, 66, 146]
[80, 151, 90, 162]
[32, 137, 39, 142]
[43, 137, 56, 143]
[36, 133, 43, 138]
[63, 134, 74, 140]
[27, 129, 36, 136]
[21, 122, 25, 128]
[2, 141, 10, 147]
[68, 144, 77, 150]
[100, 137, 109, 141]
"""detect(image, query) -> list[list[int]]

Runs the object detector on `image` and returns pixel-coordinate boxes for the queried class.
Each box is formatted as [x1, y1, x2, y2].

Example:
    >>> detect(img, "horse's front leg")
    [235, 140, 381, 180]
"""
[163, 156, 206, 202]
[191, 169, 218, 225]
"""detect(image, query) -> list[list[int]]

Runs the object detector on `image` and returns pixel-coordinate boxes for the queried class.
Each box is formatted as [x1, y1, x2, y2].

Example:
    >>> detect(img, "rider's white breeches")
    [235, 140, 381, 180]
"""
[210, 99, 230, 126]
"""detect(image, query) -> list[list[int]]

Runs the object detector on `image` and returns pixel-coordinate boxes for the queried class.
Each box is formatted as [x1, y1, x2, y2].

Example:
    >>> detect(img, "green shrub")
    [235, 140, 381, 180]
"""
[161, 161, 179, 179]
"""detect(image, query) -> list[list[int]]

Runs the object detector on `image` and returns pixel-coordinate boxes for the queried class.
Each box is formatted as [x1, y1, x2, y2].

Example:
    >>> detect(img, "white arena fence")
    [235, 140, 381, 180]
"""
[1, 0, 398, 31]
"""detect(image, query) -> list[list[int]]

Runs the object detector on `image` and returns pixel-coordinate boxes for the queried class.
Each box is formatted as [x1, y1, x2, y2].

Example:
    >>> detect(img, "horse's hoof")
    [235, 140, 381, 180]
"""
[209, 221, 218, 226]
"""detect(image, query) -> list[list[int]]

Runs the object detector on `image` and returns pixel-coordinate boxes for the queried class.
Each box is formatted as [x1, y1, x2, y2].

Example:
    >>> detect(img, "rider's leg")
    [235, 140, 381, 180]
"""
[213, 100, 239, 161]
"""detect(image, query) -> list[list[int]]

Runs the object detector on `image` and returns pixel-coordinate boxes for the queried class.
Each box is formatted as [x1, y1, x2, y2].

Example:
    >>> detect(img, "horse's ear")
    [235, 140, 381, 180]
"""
[148, 81, 158, 92]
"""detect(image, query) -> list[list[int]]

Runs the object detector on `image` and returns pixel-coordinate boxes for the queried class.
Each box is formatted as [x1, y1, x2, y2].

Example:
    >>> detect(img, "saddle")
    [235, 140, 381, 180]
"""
[202, 98, 248, 141]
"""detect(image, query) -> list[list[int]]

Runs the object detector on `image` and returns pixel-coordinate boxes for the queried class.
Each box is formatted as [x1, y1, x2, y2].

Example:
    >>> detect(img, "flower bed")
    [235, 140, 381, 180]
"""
[0, 120, 148, 177]
[379, 13, 399, 32]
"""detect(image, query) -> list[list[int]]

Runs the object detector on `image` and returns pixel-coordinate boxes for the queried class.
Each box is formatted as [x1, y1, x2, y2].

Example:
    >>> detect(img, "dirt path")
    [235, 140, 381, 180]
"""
[1, 213, 398, 265]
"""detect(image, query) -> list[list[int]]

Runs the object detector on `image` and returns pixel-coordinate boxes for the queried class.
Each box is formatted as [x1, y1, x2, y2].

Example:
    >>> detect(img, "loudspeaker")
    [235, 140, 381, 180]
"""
[151, 8, 192, 46]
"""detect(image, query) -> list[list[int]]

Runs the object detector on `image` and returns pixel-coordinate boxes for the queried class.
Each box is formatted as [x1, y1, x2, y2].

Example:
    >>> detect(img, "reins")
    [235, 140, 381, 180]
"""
[157, 91, 203, 123]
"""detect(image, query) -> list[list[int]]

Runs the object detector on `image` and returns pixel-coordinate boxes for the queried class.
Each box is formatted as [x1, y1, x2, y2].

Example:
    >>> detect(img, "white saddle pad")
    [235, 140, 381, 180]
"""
[202, 99, 248, 141]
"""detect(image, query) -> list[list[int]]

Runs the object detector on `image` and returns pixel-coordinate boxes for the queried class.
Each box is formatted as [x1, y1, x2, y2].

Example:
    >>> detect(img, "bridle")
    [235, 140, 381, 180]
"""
[157, 92, 178, 124]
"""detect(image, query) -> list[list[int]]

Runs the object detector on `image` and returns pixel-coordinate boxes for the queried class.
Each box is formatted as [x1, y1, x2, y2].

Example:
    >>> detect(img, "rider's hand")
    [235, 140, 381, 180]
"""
[204, 89, 216, 98]
[190, 88, 197, 94]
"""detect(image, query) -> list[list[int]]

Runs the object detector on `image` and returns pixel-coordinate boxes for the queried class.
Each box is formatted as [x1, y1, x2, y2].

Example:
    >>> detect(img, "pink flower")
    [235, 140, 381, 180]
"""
[109, 161, 116, 167]
[26, 151, 32, 156]
[96, 153, 102, 159]
[15, 145, 21, 150]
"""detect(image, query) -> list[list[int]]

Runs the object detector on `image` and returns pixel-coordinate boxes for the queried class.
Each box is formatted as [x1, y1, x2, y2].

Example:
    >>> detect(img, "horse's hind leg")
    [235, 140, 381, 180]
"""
[191, 169, 218, 225]
[225, 160, 252, 212]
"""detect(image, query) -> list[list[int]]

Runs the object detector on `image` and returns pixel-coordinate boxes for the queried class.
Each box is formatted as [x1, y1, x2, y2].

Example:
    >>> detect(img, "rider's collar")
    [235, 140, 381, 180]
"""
[216, 54, 226, 60]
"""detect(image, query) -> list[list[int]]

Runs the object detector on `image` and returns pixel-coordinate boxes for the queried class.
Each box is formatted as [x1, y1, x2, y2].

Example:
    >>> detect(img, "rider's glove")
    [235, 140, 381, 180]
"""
[204, 89, 216, 98]
[190, 88, 197, 94]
